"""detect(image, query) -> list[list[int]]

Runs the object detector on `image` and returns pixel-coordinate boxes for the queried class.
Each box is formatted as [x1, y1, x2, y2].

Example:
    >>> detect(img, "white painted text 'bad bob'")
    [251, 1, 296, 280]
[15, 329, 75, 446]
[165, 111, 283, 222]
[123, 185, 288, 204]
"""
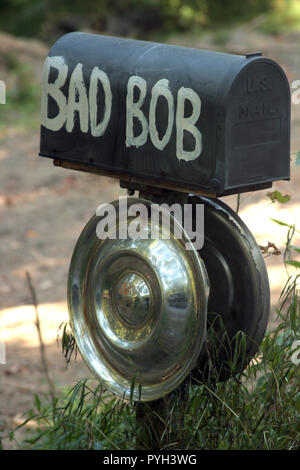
[41, 56, 203, 162]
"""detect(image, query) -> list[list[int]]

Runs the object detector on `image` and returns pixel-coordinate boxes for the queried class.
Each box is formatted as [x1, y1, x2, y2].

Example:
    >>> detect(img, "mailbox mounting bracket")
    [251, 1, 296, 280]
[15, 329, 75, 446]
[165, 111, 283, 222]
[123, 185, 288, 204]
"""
[53, 159, 217, 198]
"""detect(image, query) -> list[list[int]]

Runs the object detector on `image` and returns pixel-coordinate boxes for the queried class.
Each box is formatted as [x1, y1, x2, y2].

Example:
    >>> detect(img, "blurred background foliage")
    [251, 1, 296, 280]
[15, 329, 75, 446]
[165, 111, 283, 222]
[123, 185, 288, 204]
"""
[2, 0, 300, 128]
[1, 0, 300, 42]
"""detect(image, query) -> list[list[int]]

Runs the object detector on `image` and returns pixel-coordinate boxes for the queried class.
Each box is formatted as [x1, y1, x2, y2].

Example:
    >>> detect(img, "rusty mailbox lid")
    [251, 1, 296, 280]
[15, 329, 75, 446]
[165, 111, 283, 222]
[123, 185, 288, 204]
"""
[39, 32, 290, 196]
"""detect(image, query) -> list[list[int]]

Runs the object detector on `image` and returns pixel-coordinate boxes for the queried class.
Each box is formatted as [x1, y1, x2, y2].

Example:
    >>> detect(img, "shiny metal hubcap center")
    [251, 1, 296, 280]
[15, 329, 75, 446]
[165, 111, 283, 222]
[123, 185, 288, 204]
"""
[113, 272, 152, 328]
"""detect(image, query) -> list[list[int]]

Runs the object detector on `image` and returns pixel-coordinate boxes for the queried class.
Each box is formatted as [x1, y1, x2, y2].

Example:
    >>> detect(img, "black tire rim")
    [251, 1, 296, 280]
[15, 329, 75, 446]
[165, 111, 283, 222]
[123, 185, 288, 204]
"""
[189, 196, 270, 382]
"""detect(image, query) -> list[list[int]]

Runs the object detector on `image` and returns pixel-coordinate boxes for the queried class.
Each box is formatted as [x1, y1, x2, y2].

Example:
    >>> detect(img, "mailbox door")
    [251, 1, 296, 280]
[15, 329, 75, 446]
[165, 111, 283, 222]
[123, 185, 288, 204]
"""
[224, 58, 290, 190]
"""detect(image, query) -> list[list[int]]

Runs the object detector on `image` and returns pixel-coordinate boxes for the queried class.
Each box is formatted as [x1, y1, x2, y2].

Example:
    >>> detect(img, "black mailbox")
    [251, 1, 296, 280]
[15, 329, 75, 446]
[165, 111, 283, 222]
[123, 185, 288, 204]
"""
[40, 32, 290, 196]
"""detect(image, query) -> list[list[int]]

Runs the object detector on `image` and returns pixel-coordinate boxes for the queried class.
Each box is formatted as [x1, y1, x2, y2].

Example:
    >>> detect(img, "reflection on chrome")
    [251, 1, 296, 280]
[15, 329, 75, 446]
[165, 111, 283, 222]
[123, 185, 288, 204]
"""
[68, 198, 209, 401]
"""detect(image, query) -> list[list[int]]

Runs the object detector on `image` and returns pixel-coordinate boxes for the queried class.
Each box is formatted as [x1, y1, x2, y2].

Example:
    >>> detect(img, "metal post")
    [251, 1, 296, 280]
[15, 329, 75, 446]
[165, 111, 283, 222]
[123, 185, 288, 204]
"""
[135, 381, 189, 450]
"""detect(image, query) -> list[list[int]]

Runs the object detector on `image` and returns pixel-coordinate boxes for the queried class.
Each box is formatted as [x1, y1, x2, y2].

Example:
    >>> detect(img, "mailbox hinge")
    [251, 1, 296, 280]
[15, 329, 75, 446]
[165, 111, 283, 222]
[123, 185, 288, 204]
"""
[120, 180, 189, 205]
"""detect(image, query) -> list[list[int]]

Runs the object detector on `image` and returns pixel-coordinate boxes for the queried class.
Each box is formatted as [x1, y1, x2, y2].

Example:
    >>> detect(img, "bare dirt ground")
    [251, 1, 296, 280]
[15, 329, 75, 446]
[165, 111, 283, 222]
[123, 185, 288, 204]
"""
[0, 27, 299, 449]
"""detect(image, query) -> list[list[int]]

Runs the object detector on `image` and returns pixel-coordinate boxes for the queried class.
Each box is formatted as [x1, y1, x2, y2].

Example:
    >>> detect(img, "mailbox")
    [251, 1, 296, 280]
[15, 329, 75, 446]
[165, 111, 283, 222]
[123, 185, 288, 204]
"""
[40, 32, 290, 197]
[40, 33, 289, 401]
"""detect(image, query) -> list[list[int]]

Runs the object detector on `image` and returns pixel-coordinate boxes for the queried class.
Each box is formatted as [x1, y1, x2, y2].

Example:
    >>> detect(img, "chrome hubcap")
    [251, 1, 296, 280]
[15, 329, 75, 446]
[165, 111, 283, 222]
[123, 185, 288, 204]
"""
[68, 198, 209, 401]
